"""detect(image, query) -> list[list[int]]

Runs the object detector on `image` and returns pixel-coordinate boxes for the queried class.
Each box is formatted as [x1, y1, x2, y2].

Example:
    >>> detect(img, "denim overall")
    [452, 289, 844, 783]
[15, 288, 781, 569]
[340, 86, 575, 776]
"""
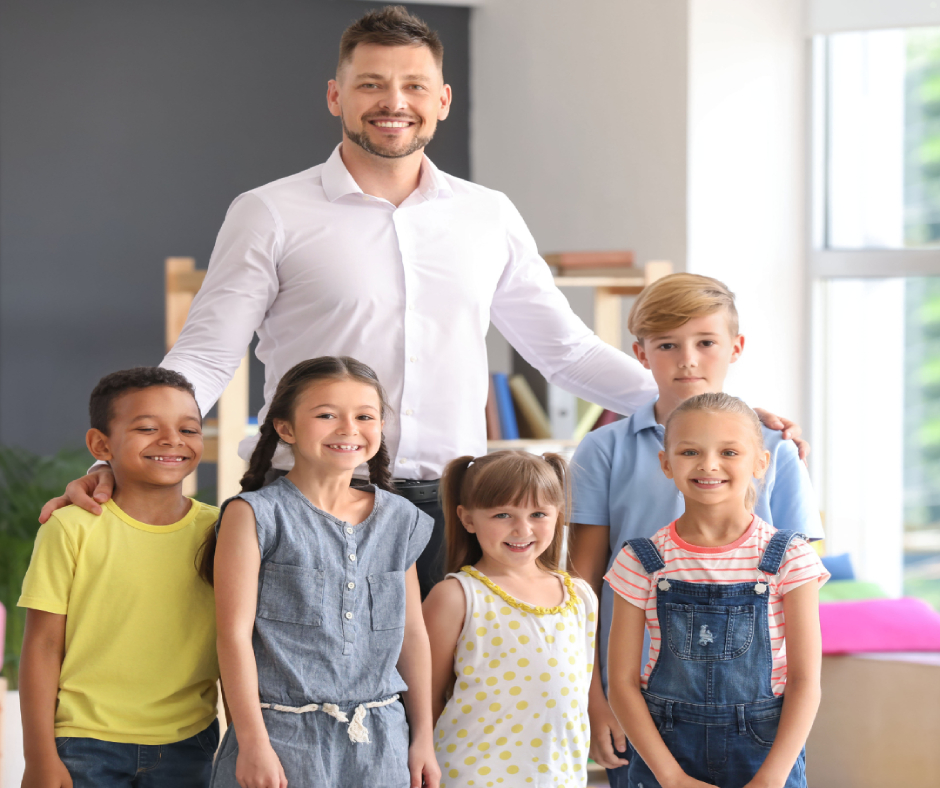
[624, 530, 807, 788]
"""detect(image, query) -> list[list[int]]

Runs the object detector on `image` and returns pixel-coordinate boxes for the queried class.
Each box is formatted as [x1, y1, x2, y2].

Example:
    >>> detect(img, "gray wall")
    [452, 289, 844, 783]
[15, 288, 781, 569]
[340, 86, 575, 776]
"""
[0, 0, 470, 454]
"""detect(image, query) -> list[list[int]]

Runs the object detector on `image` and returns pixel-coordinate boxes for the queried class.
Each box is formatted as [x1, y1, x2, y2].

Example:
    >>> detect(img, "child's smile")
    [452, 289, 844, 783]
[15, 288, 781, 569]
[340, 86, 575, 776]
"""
[458, 500, 558, 572]
[275, 377, 384, 473]
[660, 408, 769, 520]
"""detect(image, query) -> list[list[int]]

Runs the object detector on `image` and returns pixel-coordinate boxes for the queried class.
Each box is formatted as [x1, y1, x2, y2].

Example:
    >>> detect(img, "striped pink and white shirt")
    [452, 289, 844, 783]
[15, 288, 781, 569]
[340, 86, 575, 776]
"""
[604, 517, 829, 696]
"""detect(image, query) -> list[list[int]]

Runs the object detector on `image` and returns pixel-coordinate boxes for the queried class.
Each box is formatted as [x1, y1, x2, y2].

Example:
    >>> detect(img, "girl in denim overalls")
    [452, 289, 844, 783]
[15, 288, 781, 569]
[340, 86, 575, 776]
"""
[199, 357, 440, 788]
[424, 451, 598, 787]
[605, 393, 828, 788]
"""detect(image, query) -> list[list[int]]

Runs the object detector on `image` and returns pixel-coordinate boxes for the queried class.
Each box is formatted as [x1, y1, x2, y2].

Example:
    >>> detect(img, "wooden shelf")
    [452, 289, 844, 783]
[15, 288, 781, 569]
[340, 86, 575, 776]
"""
[487, 439, 579, 450]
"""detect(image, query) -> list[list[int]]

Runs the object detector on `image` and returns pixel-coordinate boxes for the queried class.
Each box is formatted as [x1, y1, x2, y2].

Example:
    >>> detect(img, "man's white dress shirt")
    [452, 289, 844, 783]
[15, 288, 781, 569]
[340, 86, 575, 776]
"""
[163, 144, 656, 479]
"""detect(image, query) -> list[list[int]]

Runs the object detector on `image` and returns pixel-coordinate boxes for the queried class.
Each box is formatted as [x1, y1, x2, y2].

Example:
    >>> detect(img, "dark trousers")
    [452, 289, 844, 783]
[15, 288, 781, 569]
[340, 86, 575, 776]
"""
[412, 493, 446, 599]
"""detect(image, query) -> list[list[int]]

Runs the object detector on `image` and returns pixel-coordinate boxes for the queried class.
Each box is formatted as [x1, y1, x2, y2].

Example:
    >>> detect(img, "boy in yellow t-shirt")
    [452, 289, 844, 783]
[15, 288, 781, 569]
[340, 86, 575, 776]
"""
[18, 367, 220, 788]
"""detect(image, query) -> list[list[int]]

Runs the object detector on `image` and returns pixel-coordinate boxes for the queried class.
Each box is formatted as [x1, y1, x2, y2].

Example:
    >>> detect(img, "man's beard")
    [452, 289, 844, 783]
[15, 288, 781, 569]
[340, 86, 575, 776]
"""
[342, 114, 434, 159]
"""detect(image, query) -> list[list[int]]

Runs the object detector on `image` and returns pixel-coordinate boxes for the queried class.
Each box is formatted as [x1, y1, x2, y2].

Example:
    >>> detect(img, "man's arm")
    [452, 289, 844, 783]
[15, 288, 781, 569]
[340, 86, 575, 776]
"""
[20, 609, 72, 788]
[162, 193, 280, 416]
[488, 194, 656, 417]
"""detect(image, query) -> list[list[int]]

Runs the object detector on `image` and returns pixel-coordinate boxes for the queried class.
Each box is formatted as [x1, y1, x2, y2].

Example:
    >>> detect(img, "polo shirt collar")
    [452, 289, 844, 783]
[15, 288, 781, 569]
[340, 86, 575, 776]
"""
[321, 143, 454, 203]
[629, 396, 661, 434]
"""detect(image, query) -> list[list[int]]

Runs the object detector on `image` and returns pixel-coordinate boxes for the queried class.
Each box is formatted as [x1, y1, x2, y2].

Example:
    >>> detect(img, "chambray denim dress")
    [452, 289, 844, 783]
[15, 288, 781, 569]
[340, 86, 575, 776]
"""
[624, 530, 807, 788]
[210, 477, 434, 788]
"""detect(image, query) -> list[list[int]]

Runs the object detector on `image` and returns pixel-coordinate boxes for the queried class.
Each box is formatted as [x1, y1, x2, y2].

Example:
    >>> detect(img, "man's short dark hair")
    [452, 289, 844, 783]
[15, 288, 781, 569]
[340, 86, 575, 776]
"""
[89, 367, 197, 434]
[339, 5, 444, 71]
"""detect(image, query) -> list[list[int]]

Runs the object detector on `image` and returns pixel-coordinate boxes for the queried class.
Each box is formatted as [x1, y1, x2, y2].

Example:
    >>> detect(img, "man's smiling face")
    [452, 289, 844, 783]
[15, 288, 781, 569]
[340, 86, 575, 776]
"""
[327, 43, 452, 160]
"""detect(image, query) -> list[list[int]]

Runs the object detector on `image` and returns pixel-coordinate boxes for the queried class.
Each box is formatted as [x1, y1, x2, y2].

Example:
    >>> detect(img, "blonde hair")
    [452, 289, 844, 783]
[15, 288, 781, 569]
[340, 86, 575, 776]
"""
[628, 273, 739, 342]
[440, 451, 570, 575]
[663, 392, 765, 511]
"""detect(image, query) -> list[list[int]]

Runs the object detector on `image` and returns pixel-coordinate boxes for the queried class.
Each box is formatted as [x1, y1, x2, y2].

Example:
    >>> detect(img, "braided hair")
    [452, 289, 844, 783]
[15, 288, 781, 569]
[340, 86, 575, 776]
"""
[198, 356, 397, 584]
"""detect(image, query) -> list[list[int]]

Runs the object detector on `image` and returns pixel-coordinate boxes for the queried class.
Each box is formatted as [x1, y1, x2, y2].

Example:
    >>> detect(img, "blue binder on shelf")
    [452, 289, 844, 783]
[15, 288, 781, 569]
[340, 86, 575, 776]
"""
[491, 373, 519, 440]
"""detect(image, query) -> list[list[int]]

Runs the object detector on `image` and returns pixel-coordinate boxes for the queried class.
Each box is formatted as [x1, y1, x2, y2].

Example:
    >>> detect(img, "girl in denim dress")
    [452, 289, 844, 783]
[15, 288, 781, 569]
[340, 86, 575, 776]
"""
[199, 357, 440, 788]
[606, 393, 828, 788]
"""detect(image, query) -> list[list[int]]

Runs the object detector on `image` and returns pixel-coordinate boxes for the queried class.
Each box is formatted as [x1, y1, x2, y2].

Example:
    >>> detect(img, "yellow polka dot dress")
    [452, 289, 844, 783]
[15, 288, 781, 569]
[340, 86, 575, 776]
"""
[434, 566, 598, 788]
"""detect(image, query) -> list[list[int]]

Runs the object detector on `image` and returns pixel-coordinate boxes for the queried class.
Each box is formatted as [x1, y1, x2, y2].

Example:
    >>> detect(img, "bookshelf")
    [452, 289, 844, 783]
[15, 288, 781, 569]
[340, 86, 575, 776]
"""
[166, 257, 250, 503]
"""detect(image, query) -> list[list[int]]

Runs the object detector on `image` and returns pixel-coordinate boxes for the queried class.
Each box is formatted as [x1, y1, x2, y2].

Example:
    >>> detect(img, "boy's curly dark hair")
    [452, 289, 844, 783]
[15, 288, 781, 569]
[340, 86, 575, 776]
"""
[89, 367, 197, 434]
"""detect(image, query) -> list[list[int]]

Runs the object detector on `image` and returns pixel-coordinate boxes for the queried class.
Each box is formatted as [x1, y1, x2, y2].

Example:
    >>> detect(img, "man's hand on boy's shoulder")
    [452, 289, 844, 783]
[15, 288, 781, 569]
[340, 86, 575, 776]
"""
[753, 408, 809, 462]
[39, 465, 115, 524]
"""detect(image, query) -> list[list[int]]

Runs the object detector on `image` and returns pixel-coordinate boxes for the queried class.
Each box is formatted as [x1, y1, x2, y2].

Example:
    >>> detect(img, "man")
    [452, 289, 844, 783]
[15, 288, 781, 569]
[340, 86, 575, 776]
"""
[41, 6, 801, 597]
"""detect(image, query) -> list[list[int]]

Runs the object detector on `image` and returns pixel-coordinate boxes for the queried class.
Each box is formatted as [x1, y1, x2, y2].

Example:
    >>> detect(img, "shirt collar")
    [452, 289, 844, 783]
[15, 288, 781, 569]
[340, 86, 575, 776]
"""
[321, 143, 454, 203]
[629, 396, 661, 435]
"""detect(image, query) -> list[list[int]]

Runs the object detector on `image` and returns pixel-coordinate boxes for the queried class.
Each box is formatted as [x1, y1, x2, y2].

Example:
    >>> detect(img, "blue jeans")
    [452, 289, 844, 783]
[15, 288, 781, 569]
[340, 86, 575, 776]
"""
[607, 747, 631, 788]
[56, 720, 219, 788]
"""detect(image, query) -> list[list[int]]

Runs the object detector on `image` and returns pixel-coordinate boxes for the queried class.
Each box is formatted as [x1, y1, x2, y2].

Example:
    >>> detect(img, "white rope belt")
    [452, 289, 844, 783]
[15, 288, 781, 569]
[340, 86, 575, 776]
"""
[259, 694, 399, 744]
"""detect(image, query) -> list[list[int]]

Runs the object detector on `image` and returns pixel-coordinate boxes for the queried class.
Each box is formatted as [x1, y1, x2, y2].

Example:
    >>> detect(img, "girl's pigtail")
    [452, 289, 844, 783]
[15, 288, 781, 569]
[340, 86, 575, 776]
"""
[540, 453, 570, 571]
[240, 420, 281, 493]
[368, 436, 398, 494]
[745, 481, 757, 513]
[197, 420, 282, 586]
[441, 456, 478, 575]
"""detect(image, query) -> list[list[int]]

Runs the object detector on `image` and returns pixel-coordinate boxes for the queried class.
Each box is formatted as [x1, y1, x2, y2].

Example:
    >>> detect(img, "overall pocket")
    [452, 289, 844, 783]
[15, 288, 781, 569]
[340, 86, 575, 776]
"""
[665, 602, 755, 660]
[368, 571, 407, 630]
[257, 563, 325, 626]
[746, 715, 780, 748]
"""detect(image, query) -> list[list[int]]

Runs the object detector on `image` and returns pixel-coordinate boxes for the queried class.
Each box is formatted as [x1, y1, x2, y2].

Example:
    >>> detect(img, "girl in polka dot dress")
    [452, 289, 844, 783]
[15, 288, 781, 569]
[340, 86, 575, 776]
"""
[424, 451, 598, 788]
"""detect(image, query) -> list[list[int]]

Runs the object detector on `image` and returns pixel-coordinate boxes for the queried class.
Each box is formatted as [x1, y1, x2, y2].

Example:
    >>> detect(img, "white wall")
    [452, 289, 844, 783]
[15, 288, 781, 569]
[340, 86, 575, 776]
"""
[687, 0, 809, 423]
[470, 0, 690, 370]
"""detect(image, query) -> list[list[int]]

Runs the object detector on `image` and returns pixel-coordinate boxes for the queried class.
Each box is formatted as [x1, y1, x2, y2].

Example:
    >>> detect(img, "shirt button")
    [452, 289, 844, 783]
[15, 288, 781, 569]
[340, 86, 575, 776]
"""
[348, 553, 356, 562]
[346, 526, 354, 534]
[345, 611, 353, 620]
[347, 582, 356, 590]
[409, 356, 417, 363]
[404, 409, 414, 416]
[399, 458, 407, 465]
[408, 304, 415, 311]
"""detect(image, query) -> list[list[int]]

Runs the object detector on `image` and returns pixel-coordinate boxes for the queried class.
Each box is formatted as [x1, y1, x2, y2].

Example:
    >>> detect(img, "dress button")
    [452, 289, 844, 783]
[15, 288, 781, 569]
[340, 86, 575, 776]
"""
[404, 409, 414, 416]
[346, 526, 354, 534]
[345, 611, 353, 620]
[409, 356, 417, 363]
[348, 582, 355, 590]
[349, 553, 356, 562]
[399, 458, 407, 465]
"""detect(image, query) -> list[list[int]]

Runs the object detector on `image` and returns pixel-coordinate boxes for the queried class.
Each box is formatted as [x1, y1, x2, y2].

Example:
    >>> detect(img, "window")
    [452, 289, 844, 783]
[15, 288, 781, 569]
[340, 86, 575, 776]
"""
[814, 29, 940, 606]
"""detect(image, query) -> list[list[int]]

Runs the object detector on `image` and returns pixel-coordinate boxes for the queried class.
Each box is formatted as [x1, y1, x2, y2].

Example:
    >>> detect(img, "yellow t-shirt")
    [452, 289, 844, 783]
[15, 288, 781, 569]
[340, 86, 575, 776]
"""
[18, 498, 220, 744]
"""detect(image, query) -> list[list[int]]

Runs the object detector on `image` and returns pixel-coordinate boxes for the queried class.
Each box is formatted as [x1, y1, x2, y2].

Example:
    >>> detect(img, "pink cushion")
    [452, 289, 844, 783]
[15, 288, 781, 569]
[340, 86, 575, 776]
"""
[820, 597, 940, 654]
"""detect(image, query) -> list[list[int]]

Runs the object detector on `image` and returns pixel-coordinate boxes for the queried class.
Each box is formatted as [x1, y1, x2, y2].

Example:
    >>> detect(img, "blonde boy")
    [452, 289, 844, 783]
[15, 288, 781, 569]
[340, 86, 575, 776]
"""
[568, 274, 824, 786]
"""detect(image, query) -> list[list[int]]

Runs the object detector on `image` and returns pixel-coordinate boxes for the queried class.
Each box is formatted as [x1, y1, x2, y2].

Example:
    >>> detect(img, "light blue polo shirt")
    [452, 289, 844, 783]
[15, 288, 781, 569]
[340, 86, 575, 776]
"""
[569, 397, 824, 689]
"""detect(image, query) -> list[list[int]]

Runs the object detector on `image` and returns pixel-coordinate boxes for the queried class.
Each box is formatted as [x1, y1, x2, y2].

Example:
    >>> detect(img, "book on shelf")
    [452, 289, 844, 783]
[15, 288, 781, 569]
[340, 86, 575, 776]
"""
[509, 374, 552, 439]
[485, 376, 501, 440]
[543, 250, 634, 276]
[491, 373, 519, 440]
[553, 266, 639, 279]
[574, 402, 604, 440]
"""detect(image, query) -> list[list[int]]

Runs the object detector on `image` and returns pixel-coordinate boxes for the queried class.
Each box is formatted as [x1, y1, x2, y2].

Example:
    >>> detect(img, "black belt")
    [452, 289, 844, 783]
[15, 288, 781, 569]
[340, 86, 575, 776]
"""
[393, 478, 440, 503]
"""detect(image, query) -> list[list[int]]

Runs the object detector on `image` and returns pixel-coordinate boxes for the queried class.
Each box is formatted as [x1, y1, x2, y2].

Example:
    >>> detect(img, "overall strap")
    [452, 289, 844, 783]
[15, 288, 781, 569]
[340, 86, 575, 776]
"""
[624, 538, 666, 575]
[758, 529, 807, 575]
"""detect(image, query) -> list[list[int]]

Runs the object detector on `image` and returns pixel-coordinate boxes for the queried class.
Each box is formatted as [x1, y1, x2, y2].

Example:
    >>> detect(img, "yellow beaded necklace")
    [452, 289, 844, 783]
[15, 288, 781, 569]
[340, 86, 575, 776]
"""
[460, 565, 581, 616]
